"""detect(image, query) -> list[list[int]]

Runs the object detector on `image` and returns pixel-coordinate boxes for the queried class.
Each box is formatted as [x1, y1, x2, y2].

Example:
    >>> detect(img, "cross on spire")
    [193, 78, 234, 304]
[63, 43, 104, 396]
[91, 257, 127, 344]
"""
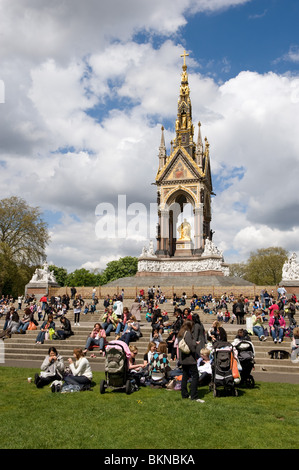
[180, 50, 189, 68]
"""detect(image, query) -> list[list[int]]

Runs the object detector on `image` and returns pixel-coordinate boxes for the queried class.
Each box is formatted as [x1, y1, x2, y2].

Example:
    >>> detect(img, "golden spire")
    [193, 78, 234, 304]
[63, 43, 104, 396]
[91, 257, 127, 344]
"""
[180, 50, 189, 70]
[174, 51, 193, 154]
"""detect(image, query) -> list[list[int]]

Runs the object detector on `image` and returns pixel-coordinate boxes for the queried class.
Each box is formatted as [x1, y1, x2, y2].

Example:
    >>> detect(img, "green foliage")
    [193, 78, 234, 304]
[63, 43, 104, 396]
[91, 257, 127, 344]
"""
[0, 196, 49, 296]
[100, 256, 138, 285]
[1, 367, 299, 449]
[48, 265, 68, 287]
[65, 268, 101, 287]
[52, 256, 138, 288]
[228, 262, 247, 279]
[228, 247, 289, 285]
[244, 247, 288, 285]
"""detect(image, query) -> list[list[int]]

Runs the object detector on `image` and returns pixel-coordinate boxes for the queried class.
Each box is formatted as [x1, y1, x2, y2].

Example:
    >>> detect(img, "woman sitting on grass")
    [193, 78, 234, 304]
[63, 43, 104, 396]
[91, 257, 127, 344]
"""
[148, 341, 171, 388]
[34, 346, 65, 388]
[64, 348, 93, 389]
[143, 341, 156, 367]
[197, 348, 212, 387]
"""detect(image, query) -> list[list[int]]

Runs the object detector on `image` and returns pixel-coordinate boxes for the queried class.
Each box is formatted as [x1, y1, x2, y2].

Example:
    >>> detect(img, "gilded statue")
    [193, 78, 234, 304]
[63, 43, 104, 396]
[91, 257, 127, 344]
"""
[177, 219, 191, 241]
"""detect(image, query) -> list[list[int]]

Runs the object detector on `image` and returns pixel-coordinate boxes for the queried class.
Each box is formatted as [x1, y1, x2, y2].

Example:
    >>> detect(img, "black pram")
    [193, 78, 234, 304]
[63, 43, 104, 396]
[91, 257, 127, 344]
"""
[99, 341, 138, 395]
[234, 339, 255, 388]
[210, 341, 238, 397]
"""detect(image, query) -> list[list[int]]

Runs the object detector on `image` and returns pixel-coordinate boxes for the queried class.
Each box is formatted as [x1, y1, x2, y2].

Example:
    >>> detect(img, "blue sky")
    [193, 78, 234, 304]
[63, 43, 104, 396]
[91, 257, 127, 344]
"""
[183, 0, 299, 79]
[0, 0, 299, 273]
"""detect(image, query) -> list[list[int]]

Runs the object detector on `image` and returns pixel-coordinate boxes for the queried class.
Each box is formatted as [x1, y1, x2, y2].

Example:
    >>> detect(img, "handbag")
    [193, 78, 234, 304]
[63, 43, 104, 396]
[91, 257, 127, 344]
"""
[231, 355, 241, 384]
[178, 332, 190, 354]
[48, 328, 56, 340]
[28, 322, 37, 331]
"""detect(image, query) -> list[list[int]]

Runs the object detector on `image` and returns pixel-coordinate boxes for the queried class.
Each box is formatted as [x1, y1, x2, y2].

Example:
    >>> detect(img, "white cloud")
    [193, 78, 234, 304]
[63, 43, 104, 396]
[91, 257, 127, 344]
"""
[275, 45, 299, 65]
[205, 71, 299, 261]
[1, 0, 299, 273]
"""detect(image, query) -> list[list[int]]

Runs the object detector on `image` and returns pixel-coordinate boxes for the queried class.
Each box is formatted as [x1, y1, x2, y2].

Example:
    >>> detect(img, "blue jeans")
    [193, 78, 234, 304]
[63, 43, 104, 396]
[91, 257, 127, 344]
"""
[271, 327, 284, 341]
[102, 322, 114, 336]
[120, 330, 137, 345]
[115, 322, 128, 334]
[18, 322, 29, 333]
[253, 325, 264, 340]
[64, 375, 91, 386]
[85, 337, 104, 350]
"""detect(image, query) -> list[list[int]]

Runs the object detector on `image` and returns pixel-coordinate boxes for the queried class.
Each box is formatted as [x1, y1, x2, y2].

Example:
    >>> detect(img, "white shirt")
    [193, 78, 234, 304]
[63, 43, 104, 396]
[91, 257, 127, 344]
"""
[70, 357, 93, 380]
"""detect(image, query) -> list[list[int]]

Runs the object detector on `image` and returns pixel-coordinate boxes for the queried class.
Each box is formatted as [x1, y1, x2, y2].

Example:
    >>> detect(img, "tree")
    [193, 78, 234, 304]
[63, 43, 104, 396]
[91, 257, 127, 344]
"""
[228, 262, 247, 279]
[0, 196, 49, 296]
[100, 256, 138, 285]
[243, 247, 288, 285]
[65, 268, 101, 287]
[48, 265, 68, 287]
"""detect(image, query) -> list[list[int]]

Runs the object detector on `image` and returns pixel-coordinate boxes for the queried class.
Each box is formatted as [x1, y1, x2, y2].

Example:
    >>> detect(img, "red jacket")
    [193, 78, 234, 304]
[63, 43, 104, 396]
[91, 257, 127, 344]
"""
[269, 315, 286, 329]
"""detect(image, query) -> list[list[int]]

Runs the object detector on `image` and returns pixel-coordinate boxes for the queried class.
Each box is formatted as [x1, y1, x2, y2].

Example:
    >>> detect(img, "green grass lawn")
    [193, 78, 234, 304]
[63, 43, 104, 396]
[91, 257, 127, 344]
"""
[0, 367, 298, 450]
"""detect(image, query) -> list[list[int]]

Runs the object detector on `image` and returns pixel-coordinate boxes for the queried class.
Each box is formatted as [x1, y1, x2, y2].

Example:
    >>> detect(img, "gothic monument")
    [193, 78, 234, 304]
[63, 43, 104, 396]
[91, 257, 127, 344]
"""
[138, 52, 229, 277]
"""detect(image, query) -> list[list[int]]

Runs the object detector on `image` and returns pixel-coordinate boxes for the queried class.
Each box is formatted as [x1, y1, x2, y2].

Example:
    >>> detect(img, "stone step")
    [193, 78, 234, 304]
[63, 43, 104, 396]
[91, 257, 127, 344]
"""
[2, 333, 294, 349]
[1, 307, 298, 378]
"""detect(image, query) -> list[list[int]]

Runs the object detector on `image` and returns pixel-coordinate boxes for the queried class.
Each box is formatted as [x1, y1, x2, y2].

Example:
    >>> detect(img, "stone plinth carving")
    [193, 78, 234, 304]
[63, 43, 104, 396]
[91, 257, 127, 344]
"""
[140, 240, 157, 258]
[282, 253, 299, 281]
[26, 261, 60, 295]
[137, 258, 229, 276]
[30, 262, 58, 284]
[138, 238, 228, 276]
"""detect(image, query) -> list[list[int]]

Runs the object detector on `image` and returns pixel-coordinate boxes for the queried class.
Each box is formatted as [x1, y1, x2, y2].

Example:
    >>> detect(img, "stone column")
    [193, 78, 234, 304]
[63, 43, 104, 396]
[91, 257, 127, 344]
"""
[193, 204, 203, 255]
[156, 208, 170, 255]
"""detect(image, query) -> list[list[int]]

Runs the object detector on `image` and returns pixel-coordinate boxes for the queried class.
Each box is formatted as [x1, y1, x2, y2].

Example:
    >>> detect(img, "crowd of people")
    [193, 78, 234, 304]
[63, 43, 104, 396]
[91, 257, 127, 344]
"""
[0, 284, 298, 395]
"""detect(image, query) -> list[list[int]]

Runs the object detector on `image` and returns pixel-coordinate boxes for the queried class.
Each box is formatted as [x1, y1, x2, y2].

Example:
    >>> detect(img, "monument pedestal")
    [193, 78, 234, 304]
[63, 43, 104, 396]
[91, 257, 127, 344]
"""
[174, 240, 193, 257]
[25, 262, 60, 297]
[25, 281, 60, 297]
[138, 239, 229, 277]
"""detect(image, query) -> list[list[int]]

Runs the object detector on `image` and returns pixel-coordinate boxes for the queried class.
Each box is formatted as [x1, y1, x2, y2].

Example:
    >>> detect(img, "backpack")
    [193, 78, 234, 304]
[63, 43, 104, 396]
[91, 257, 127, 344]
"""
[60, 383, 90, 393]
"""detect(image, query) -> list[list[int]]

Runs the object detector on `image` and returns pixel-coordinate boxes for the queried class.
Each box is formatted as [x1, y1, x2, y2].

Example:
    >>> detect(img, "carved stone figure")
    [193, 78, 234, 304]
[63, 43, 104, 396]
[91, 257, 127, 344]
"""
[137, 258, 228, 276]
[29, 262, 58, 284]
[139, 241, 157, 258]
[282, 253, 299, 281]
[202, 238, 223, 258]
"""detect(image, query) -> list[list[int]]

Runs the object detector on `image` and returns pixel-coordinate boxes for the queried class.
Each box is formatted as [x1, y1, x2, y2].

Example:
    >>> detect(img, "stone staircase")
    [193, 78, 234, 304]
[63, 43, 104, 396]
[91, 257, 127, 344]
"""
[1, 299, 299, 380]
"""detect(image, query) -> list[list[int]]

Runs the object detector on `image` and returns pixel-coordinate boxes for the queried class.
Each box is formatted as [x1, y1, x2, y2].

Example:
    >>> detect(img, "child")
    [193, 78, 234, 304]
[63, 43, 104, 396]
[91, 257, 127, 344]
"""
[197, 348, 212, 386]
[146, 311, 153, 323]
[150, 329, 163, 348]
[230, 312, 236, 324]
[224, 310, 230, 323]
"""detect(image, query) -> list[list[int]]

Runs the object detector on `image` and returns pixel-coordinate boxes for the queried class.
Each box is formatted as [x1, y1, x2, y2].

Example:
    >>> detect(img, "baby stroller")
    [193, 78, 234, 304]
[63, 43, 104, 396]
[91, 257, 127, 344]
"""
[209, 342, 238, 397]
[234, 340, 255, 388]
[100, 341, 138, 395]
